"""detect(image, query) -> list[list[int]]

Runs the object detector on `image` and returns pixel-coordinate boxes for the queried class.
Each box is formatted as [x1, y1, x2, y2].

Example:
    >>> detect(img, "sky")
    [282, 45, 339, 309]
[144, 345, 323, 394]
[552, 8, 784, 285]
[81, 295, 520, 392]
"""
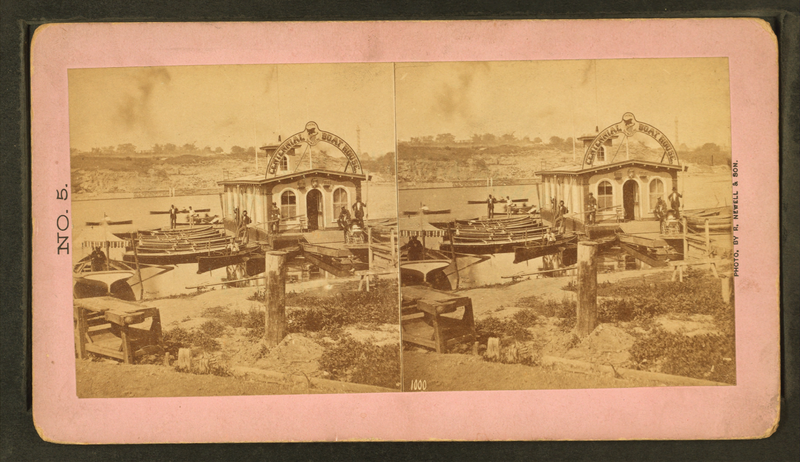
[395, 58, 731, 149]
[68, 63, 396, 157]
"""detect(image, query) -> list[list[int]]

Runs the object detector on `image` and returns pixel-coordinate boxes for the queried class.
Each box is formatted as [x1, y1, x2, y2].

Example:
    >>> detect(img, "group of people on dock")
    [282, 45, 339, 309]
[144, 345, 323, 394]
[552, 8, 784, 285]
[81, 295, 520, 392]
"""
[168, 205, 219, 229]
[169, 205, 198, 229]
[582, 186, 683, 226]
[337, 198, 368, 241]
[486, 195, 537, 219]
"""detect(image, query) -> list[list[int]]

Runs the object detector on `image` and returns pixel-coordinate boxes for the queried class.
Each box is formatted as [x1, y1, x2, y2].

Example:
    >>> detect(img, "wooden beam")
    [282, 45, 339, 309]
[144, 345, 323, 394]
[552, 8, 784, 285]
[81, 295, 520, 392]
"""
[264, 251, 288, 347]
[576, 241, 599, 337]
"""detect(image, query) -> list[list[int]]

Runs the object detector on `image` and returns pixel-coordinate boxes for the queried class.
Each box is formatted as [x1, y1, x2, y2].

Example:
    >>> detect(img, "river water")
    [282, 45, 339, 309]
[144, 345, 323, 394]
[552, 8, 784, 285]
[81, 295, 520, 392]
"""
[71, 184, 398, 297]
[71, 171, 729, 294]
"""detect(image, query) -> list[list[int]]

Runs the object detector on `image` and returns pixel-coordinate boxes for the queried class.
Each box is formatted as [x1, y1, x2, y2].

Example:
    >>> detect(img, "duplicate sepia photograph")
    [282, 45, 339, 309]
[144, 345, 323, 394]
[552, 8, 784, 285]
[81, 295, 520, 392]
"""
[396, 59, 737, 391]
[69, 63, 402, 397]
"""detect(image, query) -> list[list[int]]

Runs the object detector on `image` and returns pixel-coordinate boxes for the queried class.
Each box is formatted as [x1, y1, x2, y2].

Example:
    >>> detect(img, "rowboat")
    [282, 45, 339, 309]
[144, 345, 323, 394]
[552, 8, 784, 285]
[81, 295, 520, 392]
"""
[196, 246, 262, 274]
[150, 208, 211, 215]
[466, 198, 529, 204]
[513, 233, 578, 264]
[73, 257, 174, 301]
[400, 259, 452, 287]
[402, 209, 452, 216]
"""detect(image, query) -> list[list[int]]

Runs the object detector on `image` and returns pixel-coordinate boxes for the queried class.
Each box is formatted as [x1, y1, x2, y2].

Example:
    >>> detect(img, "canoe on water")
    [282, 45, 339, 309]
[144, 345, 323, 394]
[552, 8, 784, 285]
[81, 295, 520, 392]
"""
[467, 198, 529, 204]
[402, 209, 452, 216]
[150, 208, 211, 215]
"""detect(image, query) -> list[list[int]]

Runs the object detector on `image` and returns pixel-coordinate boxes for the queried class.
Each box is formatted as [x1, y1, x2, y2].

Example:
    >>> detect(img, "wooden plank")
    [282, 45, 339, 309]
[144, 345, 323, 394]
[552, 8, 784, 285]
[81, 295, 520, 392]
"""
[618, 242, 669, 268]
[618, 233, 669, 248]
[301, 242, 352, 258]
[576, 241, 599, 338]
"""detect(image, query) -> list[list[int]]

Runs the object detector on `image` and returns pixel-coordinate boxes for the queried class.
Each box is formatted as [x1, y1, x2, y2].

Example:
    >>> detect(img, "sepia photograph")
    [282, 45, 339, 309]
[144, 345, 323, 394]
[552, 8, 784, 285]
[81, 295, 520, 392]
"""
[396, 58, 737, 391]
[31, 19, 779, 443]
[69, 63, 402, 396]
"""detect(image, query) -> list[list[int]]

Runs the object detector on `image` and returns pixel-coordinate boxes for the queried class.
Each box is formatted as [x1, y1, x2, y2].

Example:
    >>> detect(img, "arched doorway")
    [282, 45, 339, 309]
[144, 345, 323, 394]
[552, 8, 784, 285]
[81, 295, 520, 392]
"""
[623, 180, 639, 221]
[306, 189, 323, 231]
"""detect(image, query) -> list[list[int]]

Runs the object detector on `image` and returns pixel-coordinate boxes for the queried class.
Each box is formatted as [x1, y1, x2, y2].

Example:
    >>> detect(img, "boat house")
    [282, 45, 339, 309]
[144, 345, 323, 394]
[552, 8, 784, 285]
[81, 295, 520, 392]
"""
[218, 122, 367, 244]
[539, 113, 683, 232]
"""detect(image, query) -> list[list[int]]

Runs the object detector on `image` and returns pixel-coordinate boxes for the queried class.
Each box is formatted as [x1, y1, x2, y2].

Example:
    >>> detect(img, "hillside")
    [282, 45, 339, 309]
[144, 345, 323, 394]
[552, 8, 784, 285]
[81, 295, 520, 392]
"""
[397, 142, 731, 184]
[70, 148, 396, 198]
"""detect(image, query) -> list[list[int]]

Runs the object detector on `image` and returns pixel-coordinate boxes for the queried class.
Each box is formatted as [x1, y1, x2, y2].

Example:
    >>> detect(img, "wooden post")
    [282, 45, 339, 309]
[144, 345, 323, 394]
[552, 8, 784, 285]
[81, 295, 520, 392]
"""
[721, 275, 731, 304]
[447, 222, 460, 290]
[704, 218, 711, 257]
[177, 348, 192, 370]
[682, 217, 689, 260]
[132, 235, 144, 300]
[575, 241, 599, 337]
[264, 251, 288, 347]
[486, 337, 501, 360]
[367, 226, 373, 270]
[390, 228, 397, 266]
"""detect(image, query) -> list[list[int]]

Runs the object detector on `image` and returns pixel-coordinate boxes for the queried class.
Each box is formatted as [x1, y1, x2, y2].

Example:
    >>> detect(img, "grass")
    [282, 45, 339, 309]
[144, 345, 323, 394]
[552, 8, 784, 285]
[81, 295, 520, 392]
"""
[161, 326, 220, 357]
[629, 328, 736, 384]
[201, 305, 265, 338]
[254, 280, 399, 333]
[318, 336, 400, 389]
[516, 295, 577, 331]
[549, 271, 736, 383]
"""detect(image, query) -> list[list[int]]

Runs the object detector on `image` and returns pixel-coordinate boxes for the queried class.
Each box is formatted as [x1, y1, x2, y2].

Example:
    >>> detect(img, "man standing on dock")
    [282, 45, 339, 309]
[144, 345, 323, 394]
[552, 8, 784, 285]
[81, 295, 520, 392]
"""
[352, 197, 367, 228]
[586, 193, 597, 225]
[169, 204, 178, 229]
[555, 200, 568, 234]
[487, 194, 495, 219]
[239, 210, 251, 244]
[337, 206, 352, 241]
[668, 187, 683, 219]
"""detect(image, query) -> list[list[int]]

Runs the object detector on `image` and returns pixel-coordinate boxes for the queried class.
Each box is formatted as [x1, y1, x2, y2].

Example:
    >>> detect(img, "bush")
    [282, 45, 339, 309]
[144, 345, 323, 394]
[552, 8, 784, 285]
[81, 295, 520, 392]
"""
[318, 337, 400, 389]
[629, 328, 736, 384]
[280, 280, 398, 333]
[476, 316, 532, 342]
[201, 306, 265, 339]
[162, 327, 220, 357]
[200, 319, 226, 338]
[597, 298, 638, 323]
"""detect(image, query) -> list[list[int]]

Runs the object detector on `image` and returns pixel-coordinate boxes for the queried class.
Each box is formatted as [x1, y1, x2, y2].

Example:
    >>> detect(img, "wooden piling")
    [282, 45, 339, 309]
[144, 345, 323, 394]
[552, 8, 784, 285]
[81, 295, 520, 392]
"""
[682, 217, 689, 259]
[447, 222, 460, 290]
[575, 240, 599, 337]
[264, 251, 288, 347]
[132, 235, 144, 300]
[390, 228, 397, 266]
[367, 226, 373, 270]
[177, 348, 192, 370]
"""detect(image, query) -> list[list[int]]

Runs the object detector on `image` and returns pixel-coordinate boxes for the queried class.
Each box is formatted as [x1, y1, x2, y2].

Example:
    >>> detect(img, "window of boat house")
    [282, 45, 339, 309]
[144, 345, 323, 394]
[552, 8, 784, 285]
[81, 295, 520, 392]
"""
[333, 187, 348, 215]
[281, 190, 297, 218]
[280, 156, 289, 172]
[649, 178, 665, 211]
[597, 180, 614, 210]
[596, 146, 605, 162]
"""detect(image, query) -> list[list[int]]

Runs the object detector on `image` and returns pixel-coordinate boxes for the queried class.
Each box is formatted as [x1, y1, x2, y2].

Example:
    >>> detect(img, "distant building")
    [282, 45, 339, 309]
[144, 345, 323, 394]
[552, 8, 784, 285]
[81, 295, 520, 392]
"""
[218, 122, 366, 241]
[540, 113, 682, 226]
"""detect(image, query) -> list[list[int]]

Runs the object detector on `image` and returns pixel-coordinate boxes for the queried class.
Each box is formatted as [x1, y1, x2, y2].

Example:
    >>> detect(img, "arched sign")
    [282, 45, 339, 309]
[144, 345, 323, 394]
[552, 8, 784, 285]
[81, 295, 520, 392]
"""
[265, 121, 363, 177]
[582, 113, 679, 168]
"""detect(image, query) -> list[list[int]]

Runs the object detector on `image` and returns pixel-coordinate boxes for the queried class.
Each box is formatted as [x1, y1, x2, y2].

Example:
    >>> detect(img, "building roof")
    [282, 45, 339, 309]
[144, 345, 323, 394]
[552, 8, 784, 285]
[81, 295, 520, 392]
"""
[577, 133, 618, 142]
[218, 168, 366, 186]
[538, 159, 682, 177]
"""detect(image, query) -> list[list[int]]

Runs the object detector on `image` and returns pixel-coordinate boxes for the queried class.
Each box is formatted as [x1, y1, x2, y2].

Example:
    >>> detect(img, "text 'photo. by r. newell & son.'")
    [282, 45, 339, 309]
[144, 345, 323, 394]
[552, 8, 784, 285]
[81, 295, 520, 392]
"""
[396, 58, 737, 392]
[69, 63, 402, 397]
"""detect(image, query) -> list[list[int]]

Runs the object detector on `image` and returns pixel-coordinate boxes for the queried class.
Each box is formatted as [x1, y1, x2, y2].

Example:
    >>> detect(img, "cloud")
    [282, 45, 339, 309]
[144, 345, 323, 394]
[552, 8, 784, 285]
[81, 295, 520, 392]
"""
[114, 67, 171, 137]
